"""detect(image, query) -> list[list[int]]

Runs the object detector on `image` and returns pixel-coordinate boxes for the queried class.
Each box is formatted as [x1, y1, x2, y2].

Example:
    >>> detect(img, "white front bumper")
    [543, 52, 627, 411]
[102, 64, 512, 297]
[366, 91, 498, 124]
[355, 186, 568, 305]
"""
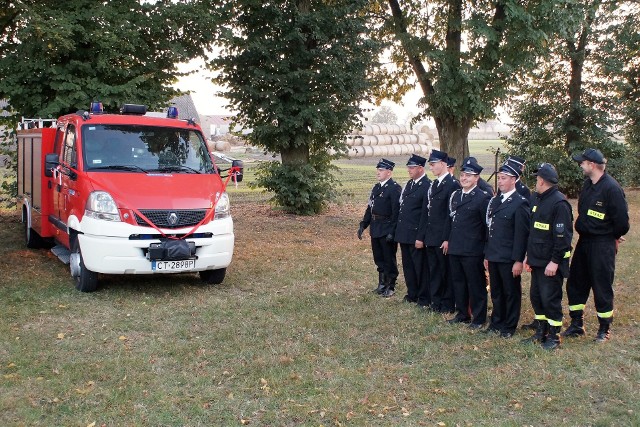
[77, 216, 234, 274]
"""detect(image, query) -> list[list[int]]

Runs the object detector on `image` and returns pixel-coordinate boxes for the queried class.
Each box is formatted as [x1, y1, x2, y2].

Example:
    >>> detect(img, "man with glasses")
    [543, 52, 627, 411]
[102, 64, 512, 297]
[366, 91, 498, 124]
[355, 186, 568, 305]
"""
[563, 149, 630, 342]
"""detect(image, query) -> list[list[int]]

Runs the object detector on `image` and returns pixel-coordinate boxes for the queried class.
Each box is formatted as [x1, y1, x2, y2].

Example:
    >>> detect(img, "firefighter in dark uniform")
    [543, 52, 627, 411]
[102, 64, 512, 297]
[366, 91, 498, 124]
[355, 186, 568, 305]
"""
[395, 154, 431, 304]
[464, 156, 494, 195]
[424, 149, 461, 312]
[563, 149, 630, 342]
[444, 158, 491, 327]
[447, 157, 458, 181]
[507, 155, 532, 200]
[358, 158, 403, 297]
[484, 161, 530, 338]
[522, 163, 573, 350]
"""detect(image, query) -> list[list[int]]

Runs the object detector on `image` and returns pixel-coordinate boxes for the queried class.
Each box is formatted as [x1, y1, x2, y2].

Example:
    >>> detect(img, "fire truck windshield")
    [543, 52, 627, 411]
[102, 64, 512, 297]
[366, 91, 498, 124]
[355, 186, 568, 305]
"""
[81, 124, 215, 174]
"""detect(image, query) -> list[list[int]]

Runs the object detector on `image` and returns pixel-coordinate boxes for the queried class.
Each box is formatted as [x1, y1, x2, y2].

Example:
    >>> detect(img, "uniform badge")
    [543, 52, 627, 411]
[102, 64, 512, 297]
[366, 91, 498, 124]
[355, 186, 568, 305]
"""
[555, 223, 565, 233]
[595, 201, 603, 207]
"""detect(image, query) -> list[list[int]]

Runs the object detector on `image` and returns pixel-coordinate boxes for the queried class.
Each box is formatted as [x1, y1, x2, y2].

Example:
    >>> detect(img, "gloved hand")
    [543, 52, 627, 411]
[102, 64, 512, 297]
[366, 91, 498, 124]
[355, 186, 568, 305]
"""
[357, 225, 365, 240]
[386, 234, 394, 243]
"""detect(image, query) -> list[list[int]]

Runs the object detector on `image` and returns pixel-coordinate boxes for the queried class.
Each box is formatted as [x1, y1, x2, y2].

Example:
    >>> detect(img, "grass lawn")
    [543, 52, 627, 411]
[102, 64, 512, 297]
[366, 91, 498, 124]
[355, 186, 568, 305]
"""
[1, 156, 639, 426]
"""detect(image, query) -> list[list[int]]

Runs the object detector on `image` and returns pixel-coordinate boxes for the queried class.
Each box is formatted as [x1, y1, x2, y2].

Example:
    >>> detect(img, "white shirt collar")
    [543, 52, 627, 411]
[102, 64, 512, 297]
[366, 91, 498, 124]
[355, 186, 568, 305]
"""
[414, 173, 425, 184]
[437, 172, 448, 183]
[379, 178, 390, 187]
[462, 185, 477, 195]
[501, 189, 516, 201]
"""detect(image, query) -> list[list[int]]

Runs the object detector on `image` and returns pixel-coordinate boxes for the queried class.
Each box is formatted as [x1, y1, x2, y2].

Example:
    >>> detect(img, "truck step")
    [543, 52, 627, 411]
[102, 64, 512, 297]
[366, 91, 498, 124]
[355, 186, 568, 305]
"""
[51, 245, 71, 265]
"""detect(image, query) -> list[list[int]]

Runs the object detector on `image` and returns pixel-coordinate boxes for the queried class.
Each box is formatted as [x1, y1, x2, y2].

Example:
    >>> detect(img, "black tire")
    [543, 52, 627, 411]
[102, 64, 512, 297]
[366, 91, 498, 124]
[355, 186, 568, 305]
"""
[71, 237, 99, 292]
[199, 268, 226, 284]
[23, 208, 43, 249]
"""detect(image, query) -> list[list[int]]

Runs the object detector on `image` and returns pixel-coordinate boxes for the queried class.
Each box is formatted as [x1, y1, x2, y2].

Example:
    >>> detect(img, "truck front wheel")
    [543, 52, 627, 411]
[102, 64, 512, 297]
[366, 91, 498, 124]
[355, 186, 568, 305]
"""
[199, 268, 226, 285]
[70, 237, 98, 292]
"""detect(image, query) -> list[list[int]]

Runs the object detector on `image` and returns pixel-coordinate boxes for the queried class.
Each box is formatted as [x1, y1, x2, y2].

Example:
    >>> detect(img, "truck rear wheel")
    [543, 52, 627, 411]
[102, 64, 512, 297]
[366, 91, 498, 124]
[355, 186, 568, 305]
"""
[199, 268, 226, 285]
[71, 237, 98, 292]
[23, 208, 43, 249]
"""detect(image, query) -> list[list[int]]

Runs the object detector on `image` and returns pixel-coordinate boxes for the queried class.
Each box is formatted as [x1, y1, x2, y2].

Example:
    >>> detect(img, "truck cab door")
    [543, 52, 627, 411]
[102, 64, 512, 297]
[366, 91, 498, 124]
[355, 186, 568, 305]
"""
[55, 124, 79, 246]
[51, 125, 65, 222]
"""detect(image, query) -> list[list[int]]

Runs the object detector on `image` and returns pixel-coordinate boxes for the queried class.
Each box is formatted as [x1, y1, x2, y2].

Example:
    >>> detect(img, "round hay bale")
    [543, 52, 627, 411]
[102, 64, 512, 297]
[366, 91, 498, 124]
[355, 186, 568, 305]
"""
[363, 124, 374, 136]
[397, 124, 408, 134]
[370, 124, 381, 135]
[215, 141, 231, 152]
[362, 146, 375, 157]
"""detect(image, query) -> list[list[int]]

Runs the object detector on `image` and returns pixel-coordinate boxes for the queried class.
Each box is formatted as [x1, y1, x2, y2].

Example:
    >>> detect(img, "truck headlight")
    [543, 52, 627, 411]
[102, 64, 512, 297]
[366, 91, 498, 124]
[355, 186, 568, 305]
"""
[85, 191, 121, 222]
[214, 192, 230, 219]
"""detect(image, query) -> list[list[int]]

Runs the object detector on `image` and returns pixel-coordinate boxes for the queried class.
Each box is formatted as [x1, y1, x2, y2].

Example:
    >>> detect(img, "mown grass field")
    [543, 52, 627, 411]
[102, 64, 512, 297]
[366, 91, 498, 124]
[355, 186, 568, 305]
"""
[2, 144, 639, 426]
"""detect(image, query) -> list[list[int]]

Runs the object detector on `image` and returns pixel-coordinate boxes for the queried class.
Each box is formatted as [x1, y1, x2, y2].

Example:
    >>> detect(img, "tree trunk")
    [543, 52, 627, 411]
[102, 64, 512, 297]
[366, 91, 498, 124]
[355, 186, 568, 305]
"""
[281, 136, 310, 167]
[434, 116, 471, 173]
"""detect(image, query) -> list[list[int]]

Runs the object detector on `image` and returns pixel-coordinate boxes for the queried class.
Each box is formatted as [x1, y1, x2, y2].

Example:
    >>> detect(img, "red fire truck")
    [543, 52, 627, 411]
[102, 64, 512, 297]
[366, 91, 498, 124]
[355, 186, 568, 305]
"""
[17, 103, 242, 292]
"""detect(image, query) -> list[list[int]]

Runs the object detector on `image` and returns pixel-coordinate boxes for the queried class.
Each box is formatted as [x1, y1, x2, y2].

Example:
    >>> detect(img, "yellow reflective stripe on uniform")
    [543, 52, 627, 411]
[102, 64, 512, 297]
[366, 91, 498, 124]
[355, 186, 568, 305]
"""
[548, 319, 563, 327]
[532, 206, 537, 212]
[534, 221, 550, 231]
[597, 310, 614, 319]
[564, 251, 571, 258]
[587, 209, 605, 220]
[569, 304, 586, 311]
[534, 314, 547, 320]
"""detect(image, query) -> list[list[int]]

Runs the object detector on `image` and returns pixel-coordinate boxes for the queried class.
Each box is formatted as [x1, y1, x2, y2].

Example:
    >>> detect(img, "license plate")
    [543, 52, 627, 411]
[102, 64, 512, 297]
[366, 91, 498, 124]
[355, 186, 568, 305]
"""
[151, 259, 196, 271]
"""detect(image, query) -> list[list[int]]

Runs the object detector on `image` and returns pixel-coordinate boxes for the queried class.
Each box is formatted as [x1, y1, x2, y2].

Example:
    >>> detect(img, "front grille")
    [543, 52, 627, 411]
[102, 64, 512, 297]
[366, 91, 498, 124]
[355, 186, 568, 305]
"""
[134, 209, 208, 229]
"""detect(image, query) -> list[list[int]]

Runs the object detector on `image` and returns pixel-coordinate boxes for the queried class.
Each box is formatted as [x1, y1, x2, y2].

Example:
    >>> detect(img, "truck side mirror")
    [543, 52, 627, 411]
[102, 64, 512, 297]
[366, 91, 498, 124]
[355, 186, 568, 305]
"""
[44, 153, 59, 177]
[231, 159, 243, 183]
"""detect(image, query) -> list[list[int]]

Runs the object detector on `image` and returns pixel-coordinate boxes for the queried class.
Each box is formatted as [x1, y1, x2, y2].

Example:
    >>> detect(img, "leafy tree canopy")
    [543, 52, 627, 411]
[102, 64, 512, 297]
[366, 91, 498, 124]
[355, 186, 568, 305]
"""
[0, 0, 219, 118]
[212, 0, 378, 214]
[371, 105, 399, 125]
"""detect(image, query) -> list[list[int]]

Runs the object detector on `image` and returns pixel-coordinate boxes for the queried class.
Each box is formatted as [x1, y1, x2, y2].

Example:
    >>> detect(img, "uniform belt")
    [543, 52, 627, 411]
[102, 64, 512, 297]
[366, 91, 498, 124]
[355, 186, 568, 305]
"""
[372, 214, 390, 220]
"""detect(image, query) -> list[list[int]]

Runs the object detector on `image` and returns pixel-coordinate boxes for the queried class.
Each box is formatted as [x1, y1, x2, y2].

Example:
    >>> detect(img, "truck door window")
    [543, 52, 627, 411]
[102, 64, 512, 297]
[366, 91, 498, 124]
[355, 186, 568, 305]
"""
[62, 124, 77, 167]
[54, 126, 65, 159]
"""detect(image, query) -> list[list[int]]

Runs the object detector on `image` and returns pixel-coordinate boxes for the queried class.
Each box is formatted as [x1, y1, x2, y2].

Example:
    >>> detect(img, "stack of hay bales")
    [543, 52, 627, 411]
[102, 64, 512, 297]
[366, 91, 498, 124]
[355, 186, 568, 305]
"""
[336, 123, 434, 158]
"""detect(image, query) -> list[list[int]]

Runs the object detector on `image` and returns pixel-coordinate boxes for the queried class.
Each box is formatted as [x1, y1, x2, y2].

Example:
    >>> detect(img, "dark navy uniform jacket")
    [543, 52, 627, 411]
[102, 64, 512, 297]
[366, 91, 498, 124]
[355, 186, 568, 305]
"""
[516, 179, 531, 199]
[361, 179, 402, 238]
[395, 176, 431, 245]
[478, 177, 494, 195]
[446, 187, 491, 257]
[421, 174, 460, 246]
[526, 187, 573, 275]
[485, 192, 530, 263]
[575, 173, 630, 240]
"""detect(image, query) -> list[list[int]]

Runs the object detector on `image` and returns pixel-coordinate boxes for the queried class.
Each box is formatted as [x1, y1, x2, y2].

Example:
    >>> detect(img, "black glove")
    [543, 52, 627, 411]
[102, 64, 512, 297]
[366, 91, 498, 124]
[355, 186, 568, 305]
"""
[357, 225, 364, 240]
[386, 234, 394, 243]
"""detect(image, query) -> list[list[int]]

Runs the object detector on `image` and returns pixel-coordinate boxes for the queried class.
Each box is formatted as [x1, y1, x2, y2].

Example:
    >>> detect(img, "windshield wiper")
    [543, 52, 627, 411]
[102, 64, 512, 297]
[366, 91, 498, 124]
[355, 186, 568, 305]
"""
[154, 165, 201, 174]
[88, 164, 149, 173]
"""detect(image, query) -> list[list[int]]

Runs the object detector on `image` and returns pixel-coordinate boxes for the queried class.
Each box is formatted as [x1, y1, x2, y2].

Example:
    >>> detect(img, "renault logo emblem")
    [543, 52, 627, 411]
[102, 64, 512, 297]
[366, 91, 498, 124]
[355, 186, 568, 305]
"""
[167, 212, 179, 226]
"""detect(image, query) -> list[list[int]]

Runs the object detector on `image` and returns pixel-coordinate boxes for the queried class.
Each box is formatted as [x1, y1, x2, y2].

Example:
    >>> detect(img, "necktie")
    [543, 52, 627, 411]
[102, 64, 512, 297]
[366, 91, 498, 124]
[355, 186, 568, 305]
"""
[433, 179, 439, 191]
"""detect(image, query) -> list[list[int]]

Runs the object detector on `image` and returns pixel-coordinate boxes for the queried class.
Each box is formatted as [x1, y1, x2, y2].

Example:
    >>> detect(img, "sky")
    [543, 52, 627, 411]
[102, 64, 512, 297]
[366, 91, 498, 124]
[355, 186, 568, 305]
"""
[173, 59, 423, 120]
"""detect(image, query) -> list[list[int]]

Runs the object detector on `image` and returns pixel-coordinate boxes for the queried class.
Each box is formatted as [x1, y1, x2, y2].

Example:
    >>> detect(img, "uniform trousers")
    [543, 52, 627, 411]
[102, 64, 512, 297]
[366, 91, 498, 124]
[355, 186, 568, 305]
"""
[566, 237, 616, 323]
[371, 236, 399, 287]
[530, 267, 563, 325]
[400, 243, 425, 303]
[487, 261, 522, 333]
[426, 246, 454, 312]
[449, 255, 487, 325]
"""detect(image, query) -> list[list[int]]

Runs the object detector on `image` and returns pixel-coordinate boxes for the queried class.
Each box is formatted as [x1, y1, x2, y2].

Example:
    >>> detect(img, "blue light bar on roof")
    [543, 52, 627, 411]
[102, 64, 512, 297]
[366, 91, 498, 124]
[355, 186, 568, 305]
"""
[167, 106, 179, 119]
[90, 101, 104, 114]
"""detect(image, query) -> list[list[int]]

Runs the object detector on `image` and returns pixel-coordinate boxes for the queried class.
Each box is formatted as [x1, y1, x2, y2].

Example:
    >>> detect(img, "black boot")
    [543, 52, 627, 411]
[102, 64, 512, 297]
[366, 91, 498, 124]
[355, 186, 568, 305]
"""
[595, 318, 612, 343]
[562, 310, 585, 338]
[374, 272, 385, 294]
[542, 325, 562, 350]
[381, 279, 396, 298]
[521, 320, 548, 344]
[520, 319, 538, 330]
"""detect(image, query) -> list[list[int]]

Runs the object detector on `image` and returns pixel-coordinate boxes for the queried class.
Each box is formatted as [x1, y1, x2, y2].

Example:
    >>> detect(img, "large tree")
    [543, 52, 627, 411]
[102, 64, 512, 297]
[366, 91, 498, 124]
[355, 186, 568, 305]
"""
[212, 0, 377, 214]
[368, 0, 550, 164]
[0, 0, 218, 117]
[504, 0, 637, 196]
